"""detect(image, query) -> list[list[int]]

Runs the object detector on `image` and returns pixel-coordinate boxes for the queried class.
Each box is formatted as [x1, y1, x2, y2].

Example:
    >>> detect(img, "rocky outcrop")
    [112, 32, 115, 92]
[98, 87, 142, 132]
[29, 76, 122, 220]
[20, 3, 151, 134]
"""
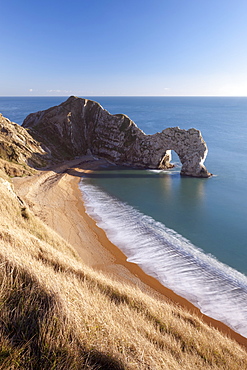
[0, 113, 49, 176]
[23, 96, 211, 177]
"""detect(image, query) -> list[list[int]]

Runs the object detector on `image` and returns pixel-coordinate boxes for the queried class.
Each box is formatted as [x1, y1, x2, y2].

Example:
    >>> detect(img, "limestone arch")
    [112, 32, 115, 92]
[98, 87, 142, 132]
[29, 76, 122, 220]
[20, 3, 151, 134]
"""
[156, 127, 210, 177]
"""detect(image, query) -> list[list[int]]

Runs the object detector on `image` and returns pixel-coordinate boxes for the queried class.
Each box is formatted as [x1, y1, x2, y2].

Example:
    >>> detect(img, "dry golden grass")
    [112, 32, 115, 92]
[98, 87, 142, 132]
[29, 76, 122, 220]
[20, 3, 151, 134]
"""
[0, 176, 247, 369]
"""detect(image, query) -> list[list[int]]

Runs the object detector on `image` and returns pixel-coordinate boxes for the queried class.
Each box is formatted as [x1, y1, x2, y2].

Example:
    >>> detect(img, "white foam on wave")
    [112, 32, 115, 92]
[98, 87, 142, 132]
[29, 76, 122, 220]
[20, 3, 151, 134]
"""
[79, 180, 247, 338]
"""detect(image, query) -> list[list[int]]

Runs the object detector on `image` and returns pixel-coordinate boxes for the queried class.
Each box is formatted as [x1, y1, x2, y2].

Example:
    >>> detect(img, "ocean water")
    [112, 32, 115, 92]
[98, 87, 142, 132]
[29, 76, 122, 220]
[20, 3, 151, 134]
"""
[0, 96, 67, 125]
[1, 96, 247, 337]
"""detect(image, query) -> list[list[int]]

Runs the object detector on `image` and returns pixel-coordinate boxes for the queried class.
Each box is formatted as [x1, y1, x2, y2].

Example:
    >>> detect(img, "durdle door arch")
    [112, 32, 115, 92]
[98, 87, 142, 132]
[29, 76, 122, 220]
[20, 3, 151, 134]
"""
[155, 127, 210, 177]
[23, 96, 212, 178]
[141, 127, 211, 177]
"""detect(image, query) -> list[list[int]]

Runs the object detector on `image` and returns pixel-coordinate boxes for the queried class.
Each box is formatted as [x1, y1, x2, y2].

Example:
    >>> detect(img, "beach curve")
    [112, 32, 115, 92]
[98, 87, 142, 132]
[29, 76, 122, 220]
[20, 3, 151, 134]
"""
[13, 155, 247, 349]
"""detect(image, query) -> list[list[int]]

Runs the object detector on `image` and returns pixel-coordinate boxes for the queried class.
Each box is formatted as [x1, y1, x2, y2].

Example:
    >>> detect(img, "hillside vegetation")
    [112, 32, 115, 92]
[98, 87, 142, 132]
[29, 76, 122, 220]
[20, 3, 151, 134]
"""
[0, 113, 247, 369]
[0, 172, 247, 369]
[0, 114, 50, 177]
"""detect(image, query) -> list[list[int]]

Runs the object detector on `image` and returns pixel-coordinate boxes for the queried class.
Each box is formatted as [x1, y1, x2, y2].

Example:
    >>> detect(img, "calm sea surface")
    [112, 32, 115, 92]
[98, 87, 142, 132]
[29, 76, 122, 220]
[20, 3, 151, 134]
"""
[1, 96, 247, 337]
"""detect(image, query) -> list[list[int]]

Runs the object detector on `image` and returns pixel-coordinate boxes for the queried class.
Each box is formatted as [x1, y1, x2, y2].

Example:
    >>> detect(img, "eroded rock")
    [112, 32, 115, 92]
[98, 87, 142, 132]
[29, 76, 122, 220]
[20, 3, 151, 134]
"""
[23, 96, 211, 177]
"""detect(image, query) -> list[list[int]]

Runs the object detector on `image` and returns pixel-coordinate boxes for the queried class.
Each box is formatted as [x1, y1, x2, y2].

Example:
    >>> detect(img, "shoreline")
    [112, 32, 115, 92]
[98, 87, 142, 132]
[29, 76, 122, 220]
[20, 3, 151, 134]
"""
[71, 178, 247, 349]
[13, 157, 247, 349]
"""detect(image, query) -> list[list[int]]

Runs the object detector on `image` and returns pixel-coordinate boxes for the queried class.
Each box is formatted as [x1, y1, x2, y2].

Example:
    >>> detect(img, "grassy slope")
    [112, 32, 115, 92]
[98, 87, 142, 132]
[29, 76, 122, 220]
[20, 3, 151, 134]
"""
[0, 174, 247, 370]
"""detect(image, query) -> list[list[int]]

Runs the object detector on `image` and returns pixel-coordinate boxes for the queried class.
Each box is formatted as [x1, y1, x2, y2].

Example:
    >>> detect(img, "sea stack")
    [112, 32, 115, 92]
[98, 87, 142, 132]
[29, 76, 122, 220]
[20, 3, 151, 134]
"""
[23, 96, 211, 177]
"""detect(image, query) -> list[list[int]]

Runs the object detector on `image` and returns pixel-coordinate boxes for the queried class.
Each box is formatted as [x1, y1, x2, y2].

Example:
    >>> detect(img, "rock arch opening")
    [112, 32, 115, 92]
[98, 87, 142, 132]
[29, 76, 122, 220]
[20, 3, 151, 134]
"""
[158, 150, 173, 169]
[170, 150, 181, 167]
[158, 150, 181, 170]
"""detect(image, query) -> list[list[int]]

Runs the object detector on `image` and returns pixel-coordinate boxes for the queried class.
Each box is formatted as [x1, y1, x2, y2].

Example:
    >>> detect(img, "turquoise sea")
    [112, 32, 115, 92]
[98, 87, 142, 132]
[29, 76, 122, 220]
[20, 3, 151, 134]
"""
[1, 96, 247, 337]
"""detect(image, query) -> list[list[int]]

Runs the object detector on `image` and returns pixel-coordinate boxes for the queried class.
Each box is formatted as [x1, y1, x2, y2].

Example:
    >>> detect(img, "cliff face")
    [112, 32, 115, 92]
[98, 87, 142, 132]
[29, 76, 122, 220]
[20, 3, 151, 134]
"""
[0, 113, 49, 176]
[23, 96, 211, 177]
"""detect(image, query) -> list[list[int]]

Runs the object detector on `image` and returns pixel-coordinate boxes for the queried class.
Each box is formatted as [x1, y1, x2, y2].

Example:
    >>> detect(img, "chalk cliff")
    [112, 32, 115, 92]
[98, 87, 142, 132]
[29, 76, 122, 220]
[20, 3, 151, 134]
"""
[23, 96, 211, 177]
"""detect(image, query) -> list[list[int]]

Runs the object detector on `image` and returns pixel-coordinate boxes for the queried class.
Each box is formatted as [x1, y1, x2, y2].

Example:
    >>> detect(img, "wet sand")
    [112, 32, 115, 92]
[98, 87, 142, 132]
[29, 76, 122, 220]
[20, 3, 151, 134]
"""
[13, 156, 247, 349]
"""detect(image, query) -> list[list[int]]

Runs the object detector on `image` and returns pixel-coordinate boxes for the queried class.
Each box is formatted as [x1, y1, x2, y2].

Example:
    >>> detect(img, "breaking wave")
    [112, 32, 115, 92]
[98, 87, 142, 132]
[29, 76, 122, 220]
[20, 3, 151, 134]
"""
[79, 180, 247, 338]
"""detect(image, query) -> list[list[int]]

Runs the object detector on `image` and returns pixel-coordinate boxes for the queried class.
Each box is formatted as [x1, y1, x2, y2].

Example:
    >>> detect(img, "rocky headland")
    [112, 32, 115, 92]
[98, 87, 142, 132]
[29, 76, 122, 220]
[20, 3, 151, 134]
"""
[22, 96, 211, 177]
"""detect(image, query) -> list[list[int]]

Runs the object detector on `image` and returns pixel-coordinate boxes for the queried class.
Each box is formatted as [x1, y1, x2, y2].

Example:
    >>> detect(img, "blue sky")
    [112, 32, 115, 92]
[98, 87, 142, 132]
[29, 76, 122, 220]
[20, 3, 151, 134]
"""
[1, 0, 247, 96]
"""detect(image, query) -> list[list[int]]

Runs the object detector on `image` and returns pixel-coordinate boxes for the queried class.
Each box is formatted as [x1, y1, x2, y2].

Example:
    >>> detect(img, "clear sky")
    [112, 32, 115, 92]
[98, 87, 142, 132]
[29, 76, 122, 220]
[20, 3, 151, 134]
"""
[1, 0, 247, 96]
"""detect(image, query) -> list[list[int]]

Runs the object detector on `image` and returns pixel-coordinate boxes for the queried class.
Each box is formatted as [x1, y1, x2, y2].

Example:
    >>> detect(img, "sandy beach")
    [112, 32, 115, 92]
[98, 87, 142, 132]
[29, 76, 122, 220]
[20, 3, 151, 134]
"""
[13, 155, 247, 349]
